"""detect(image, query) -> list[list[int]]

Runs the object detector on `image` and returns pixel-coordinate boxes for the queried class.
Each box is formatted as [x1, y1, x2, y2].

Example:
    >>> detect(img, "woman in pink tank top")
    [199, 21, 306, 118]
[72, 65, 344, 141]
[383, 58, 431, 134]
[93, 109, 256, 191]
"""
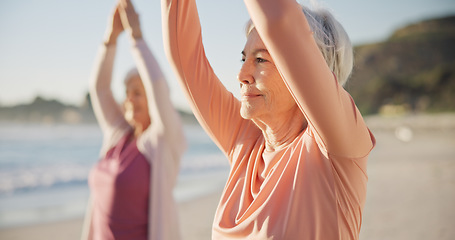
[162, 0, 375, 239]
[82, 1, 186, 239]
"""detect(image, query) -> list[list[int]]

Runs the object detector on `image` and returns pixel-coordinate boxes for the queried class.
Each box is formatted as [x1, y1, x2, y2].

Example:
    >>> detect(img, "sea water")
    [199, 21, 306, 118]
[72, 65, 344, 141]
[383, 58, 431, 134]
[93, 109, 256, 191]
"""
[0, 123, 229, 228]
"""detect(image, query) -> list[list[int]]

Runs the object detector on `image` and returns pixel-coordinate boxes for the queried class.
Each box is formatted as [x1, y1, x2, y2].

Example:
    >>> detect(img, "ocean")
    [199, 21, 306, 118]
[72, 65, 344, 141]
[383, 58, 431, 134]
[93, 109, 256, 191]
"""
[0, 122, 229, 228]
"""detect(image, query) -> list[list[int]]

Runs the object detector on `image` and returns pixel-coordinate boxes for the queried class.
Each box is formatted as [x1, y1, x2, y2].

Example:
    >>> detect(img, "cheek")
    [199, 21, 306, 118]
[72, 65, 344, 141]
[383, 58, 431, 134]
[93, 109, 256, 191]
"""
[139, 95, 149, 108]
[274, 81, 292, 101]
[133, 96, 149, 114]
[264, 75, 293, 107]
[259, 71, 281, 98]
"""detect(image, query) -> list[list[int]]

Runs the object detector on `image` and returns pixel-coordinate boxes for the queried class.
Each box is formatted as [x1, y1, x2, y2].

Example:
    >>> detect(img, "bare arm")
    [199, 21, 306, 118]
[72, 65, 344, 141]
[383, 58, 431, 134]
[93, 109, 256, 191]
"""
[244, 0, 373, 157]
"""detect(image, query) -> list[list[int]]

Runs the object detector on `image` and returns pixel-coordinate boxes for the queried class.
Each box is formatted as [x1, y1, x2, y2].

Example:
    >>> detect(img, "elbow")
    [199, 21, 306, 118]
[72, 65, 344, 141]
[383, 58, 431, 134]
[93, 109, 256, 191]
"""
[88, 75, 110, 100]
[88, 78, 98, 97]
[88, 77, 102, 96]
[88, 76, 97, 92]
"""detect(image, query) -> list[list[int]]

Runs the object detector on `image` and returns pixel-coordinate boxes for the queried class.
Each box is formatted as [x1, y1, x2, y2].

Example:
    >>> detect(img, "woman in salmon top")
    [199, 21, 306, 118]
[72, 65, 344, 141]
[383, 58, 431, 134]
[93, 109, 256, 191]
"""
[82, 0, 186, 239]
[161, 0, 375, 239]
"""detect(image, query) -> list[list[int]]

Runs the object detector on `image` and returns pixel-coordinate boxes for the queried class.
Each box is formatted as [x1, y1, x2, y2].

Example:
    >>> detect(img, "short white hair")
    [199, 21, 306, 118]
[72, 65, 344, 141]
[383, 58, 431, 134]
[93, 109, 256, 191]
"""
[245, 4, 353, 86]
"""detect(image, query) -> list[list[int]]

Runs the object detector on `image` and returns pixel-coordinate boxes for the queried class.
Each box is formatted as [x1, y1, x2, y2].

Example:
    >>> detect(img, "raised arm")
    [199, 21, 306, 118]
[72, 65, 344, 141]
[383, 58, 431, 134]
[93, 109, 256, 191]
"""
[119, 0, 186, 153]
[161, 0, 254, 156]
[244, 0, 373, 157]
[89, 5, 129, 143]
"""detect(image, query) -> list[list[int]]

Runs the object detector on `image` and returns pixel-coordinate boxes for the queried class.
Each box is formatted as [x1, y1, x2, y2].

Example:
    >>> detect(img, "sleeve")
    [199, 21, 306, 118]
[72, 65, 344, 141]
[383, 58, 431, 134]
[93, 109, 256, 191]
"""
[80, 197, 94, 240]
[161, 0, 257, 157]
[130, 38, 186, 158]
[89, 44, 130, 156]
[244, 0, 374, 158]
[130, 39, 185, 240]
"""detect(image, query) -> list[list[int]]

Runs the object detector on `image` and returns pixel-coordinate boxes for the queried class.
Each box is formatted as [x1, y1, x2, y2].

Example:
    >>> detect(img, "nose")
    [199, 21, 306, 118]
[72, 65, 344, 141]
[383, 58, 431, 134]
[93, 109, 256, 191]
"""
[125, 93, 137, 106]
[125, 94, 133, 103]
[237, 60, 254, 85]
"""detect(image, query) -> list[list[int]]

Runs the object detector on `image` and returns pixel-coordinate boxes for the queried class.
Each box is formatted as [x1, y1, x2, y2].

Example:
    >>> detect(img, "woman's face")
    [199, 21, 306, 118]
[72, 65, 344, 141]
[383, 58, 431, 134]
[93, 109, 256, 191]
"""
[238, 29, 297, 120]
[124, 75, 150, 129]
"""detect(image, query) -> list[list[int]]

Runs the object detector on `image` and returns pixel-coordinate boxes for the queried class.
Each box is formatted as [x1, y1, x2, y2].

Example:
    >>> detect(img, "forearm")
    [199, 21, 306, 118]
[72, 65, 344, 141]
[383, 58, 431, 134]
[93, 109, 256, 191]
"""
[130, 39, 185, 145]
[161, 0, 203, 81]
[89, 44, 115, 92]
[89, 43, 126, 134]
[131, 39, 165, 86]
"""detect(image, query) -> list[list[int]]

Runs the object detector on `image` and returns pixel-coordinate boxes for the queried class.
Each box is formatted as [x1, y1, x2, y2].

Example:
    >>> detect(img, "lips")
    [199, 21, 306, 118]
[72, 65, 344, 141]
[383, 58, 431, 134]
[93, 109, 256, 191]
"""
[241, 92, 262, 101]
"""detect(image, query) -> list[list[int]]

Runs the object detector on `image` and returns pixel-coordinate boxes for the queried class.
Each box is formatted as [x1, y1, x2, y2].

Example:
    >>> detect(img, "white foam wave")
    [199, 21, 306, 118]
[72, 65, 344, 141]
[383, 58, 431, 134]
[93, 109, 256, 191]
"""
[0, 164, 91, 195]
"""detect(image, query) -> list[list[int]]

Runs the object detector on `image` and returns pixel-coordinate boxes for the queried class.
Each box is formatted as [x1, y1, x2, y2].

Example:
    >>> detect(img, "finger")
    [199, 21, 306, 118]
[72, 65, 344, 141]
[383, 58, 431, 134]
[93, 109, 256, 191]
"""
[117, 0, 129, 15]
[124, 0, 137, 14]
[113, 4, 120, 16]
[117, 0, 125, 9]
[124, 0, 132, 7]
[110, 2, 119, 17]
[119, 0, 128, 9]
[118, 1, 130, 19]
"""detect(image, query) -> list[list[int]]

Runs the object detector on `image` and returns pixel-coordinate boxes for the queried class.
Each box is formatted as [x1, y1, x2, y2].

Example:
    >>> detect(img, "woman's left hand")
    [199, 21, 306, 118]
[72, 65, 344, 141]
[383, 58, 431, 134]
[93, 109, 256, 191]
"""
[118, 0, 143, 40]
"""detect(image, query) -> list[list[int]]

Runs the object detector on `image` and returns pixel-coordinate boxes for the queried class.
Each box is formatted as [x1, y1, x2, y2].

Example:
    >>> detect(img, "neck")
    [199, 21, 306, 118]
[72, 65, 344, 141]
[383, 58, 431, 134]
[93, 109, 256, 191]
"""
[132, 121, 150, 138]
[133, 125, 143, 138]
[252, 107, 307, 152]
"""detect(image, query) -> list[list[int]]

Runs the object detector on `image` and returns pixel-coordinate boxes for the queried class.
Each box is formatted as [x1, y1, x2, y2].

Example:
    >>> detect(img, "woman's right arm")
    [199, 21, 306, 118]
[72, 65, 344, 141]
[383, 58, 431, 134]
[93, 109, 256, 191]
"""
[161, 0, 251, 155]
[89, 6, 129, 145]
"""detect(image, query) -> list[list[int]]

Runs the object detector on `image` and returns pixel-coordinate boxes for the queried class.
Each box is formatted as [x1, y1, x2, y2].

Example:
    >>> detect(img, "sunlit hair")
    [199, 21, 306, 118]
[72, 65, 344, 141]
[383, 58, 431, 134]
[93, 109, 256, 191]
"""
[245, 4, 353, 86]
[124, 68, 140, 85]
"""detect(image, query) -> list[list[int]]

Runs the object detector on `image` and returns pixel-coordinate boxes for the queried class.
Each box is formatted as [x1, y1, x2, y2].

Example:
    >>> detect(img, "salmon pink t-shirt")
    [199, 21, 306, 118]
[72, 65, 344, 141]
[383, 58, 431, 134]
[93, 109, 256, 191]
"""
[161, 0, 375, 239]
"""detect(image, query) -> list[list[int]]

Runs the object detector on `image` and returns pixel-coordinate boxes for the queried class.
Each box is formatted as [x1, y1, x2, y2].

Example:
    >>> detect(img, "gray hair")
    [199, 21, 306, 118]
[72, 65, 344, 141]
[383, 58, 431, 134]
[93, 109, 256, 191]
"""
[245, 4, 353, 86]
[124, 68, 140, 85]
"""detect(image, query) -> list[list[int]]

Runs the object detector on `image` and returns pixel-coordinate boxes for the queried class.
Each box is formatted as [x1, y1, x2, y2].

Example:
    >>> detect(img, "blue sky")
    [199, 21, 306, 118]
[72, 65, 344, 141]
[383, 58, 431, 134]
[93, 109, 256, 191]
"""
[1, 0, 454, 111]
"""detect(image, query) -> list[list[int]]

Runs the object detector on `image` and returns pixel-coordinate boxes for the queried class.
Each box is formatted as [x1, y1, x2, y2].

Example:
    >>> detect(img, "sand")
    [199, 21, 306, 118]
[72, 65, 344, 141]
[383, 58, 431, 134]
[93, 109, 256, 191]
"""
[0, 190, 222, 240]
[1, 114, 454, 240]
[359, 114, 455, 240]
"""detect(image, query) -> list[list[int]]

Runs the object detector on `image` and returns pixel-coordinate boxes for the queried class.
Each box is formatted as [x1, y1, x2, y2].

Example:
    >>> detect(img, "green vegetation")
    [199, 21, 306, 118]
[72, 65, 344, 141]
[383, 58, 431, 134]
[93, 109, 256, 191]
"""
[347, 15, 455, 115]
[0, 94, 197, 124]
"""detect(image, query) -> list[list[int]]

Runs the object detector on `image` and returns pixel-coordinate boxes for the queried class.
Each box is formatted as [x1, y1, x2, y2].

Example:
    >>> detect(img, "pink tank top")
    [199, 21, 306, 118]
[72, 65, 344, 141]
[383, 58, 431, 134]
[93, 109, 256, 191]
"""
[89, 132, 150, 240]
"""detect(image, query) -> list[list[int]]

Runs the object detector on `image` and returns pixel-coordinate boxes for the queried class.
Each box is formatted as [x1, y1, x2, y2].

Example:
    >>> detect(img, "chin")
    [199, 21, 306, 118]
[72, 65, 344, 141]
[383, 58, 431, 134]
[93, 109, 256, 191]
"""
[240, 106, 257, 120]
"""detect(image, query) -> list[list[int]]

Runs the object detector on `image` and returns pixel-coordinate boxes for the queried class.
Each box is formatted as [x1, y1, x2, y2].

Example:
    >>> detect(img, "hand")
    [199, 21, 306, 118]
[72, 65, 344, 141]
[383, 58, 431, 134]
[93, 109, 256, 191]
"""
[104, 4, 124, 45]
[118, 0, 143, 40]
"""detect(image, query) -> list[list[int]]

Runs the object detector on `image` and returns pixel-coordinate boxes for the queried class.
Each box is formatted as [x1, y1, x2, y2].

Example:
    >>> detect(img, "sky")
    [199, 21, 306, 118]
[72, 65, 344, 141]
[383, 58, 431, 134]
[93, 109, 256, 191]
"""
[1, 0, 454, 112]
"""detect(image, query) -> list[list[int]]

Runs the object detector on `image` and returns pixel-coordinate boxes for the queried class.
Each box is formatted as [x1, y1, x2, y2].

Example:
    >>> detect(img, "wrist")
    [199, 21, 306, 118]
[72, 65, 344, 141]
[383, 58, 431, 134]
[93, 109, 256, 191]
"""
[130, 30, 143, 41]
[103, 38, 117, 46]
[132, 35, 143, 42]
[104, 31, 121, 46]
[103, 40, 116, 47]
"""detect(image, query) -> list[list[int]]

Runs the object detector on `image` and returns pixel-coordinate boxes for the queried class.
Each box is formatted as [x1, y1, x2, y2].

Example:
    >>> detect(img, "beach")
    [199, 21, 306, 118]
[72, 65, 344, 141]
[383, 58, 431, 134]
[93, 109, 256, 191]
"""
[0, 190, 223, 240]
[1, 114, 454, 240]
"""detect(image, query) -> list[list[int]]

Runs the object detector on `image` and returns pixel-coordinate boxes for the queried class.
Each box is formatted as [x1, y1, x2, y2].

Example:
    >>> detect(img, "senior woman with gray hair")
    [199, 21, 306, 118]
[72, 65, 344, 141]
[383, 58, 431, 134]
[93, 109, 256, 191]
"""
[83, 0, 186, 239]
[162, 0, 375, 239]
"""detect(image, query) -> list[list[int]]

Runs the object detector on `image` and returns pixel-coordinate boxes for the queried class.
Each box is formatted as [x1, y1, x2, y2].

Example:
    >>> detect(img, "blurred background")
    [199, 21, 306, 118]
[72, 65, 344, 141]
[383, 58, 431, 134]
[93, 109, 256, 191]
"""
[0, 0, 454, 239]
